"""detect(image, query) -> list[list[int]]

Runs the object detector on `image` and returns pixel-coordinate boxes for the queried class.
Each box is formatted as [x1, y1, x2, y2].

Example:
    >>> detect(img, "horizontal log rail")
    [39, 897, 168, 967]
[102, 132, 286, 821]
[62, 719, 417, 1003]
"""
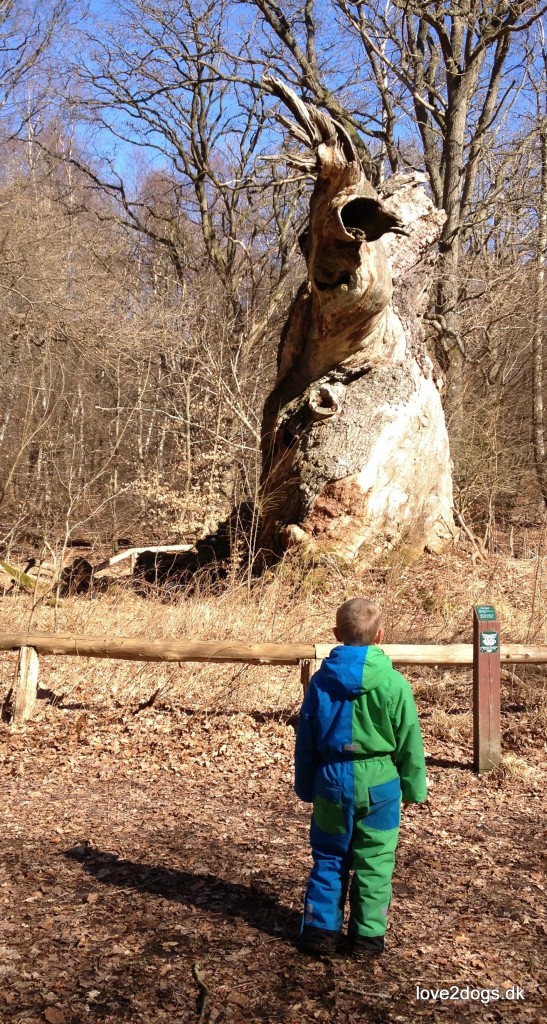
[0, 633, 316, 665]
[0, 632, 546, 665]
[2, 616, 545, 775]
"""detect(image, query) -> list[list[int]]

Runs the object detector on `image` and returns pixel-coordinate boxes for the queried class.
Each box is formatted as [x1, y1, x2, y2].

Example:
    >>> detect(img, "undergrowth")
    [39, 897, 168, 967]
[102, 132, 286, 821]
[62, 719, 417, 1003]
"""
[1, 548, 545, 724]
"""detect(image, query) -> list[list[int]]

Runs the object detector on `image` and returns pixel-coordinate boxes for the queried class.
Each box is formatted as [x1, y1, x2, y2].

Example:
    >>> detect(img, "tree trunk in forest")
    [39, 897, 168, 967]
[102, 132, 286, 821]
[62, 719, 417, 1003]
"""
[435, 246, 465, 481]
[259, 79, 456, 564]
[533, 110, 547, 507]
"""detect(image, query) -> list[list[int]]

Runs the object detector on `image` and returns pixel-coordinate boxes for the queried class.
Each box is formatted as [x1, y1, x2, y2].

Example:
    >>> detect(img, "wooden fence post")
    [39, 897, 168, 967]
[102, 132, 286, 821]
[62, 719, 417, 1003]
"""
[300, 658, 321, 697]
[11, 646, 39, 727]
[473, 605, 501, 773]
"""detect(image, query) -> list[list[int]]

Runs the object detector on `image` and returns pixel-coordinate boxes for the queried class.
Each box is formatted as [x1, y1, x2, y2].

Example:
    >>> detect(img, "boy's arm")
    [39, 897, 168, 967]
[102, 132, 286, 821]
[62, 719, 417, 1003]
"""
[294, 682, 318, 803]
[389, 675, 428, 803]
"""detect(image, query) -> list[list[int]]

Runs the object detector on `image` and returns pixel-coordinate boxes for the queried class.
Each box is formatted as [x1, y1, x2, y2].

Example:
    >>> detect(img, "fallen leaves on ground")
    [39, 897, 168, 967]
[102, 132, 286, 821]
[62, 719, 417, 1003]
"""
[0, 695, 546, 1023]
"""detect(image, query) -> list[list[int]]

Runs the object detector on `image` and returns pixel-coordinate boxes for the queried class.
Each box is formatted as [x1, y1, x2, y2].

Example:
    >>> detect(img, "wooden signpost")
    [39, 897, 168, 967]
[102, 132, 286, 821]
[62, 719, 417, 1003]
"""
[473, 605, 501, 773]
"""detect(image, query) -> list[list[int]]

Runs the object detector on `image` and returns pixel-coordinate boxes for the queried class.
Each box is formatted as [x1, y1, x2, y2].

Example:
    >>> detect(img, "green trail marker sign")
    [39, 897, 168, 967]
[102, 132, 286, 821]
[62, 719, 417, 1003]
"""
[473, 604, 501, 773]
[475, 605, 497, 621]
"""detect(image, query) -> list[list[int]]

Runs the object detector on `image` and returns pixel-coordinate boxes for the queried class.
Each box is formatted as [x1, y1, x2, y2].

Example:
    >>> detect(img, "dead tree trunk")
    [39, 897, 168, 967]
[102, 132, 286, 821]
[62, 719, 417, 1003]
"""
[259, 79, 456, 564]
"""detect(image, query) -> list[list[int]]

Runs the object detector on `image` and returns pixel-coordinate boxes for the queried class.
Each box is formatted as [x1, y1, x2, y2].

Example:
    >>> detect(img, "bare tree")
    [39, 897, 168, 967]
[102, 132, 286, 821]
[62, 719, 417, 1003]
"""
[258, 80, 455, 563]
[530, 43, 547, 504]
[0, 0, 76, 138]
[49, 0, 304, 340]
[246, 0, 545, 474]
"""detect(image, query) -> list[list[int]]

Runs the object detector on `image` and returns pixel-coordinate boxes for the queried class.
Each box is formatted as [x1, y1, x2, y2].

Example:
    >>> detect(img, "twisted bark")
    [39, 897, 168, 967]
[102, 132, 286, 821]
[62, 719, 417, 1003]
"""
[259, 79, 456, 563]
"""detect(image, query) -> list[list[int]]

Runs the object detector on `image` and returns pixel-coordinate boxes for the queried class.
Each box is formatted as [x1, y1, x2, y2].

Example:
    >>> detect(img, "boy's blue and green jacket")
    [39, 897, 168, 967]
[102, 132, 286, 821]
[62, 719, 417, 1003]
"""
[295, 644, 427, 806]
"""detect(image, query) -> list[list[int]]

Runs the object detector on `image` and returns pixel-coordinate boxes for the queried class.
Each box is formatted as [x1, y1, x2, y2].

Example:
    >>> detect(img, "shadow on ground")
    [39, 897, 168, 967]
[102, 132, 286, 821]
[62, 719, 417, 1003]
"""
[65, 844, 301, 941]
[425, 755, 474, 770]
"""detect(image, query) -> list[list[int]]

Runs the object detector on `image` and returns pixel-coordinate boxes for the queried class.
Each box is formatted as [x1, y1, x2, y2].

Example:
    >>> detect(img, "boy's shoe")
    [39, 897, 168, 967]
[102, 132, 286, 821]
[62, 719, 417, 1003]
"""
[348, 934, 385, 959]
[297, 925, 341, 956]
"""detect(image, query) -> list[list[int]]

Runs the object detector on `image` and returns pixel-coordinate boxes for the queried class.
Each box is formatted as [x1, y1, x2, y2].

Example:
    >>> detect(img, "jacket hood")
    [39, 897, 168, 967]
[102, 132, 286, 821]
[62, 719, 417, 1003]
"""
[319, 644, 390, 699]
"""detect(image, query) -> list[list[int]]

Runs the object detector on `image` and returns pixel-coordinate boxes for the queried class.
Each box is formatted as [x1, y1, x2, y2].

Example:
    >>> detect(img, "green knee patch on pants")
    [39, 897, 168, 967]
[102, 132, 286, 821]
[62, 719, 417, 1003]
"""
[312, 785, 346, 835]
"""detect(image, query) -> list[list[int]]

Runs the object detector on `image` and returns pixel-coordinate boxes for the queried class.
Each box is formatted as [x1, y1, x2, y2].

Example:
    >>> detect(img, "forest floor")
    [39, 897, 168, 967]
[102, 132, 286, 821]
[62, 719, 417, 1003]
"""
[1, 683, 546, 1023]
[0, 550, 546, 1023]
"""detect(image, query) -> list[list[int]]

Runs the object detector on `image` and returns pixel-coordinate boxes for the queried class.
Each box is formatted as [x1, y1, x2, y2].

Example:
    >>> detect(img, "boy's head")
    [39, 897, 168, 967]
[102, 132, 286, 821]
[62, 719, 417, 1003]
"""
[334, 598, 383, 646]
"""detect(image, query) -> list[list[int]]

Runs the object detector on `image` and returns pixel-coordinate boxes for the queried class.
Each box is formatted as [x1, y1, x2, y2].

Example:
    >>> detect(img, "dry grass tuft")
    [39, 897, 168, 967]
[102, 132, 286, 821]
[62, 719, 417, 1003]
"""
[426, 707, 472, 742]
[497, 754, 541, 783]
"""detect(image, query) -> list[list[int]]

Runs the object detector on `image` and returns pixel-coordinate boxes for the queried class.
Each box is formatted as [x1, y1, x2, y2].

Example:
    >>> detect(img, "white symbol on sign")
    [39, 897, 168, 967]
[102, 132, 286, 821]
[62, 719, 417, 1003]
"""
[481, 633, 497, 649]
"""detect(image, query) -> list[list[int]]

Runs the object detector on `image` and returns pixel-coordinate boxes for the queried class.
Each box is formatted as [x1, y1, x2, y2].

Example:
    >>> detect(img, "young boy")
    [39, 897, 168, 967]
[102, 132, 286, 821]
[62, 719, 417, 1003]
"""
[294, 597, 427, 958]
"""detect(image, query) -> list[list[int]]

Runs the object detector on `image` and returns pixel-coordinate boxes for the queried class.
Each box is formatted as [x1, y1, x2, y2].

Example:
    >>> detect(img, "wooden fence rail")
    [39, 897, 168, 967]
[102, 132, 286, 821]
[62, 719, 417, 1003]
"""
[1, 632, 546, 665]
[2, 609, 546, 773]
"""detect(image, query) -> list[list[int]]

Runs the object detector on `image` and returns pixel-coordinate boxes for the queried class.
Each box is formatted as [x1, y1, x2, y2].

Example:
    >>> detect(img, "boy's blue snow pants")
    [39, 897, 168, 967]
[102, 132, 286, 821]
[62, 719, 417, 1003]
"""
[302, 756, 401, 939]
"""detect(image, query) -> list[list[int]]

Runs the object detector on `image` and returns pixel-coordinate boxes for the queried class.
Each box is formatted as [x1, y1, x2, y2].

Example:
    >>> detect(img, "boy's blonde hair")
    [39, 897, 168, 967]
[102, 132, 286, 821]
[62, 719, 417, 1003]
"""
[336, 598, 382, 646]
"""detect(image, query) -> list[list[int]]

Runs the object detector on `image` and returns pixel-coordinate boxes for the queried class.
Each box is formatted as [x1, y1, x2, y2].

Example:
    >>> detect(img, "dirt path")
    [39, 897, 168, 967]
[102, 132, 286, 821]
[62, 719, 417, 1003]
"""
[1, 703, 546, 1023]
